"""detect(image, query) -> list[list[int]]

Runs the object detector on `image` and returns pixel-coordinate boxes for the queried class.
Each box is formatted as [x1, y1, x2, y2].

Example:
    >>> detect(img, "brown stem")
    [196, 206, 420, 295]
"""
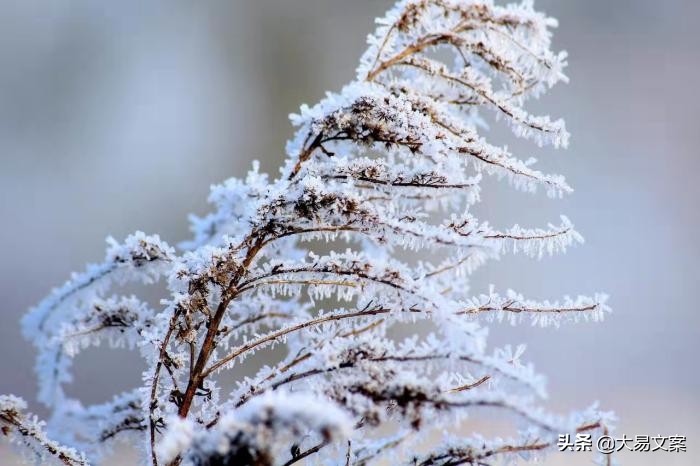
[288, 132, 324, 180]
[282, 441, 329, 466]
[449, 375, 491, 392]
[149, 309, 180, 466]
[203, 306, 390, 377]
[177, 239, 265, 419]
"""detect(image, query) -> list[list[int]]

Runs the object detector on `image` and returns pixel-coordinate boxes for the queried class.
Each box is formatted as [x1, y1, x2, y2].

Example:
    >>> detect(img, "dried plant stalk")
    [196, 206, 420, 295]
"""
[2, 1, 615, 465]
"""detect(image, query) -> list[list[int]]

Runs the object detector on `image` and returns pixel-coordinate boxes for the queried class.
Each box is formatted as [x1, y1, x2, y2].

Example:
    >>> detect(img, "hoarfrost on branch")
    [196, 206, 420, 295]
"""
[2, 1, 615, 465]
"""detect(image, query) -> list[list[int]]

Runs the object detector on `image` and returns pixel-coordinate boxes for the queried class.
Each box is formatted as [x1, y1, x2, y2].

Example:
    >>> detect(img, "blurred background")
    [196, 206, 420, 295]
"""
[1, 1, 698, 464]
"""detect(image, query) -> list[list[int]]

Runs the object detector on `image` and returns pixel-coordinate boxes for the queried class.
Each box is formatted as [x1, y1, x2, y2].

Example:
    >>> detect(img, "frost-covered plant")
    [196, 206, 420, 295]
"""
[2, 1, 615, 465]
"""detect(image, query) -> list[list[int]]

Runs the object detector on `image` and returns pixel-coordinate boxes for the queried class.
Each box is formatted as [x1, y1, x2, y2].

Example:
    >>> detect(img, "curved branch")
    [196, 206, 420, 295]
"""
[203, 306, 391, 377]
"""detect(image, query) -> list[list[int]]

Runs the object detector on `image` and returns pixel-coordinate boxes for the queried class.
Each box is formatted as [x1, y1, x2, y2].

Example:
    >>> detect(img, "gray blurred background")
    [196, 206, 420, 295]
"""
[1, 1, 698, 465]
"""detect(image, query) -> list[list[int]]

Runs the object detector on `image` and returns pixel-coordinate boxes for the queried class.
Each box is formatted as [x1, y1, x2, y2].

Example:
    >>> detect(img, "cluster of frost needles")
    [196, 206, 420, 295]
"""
[2, 1, 616, 465]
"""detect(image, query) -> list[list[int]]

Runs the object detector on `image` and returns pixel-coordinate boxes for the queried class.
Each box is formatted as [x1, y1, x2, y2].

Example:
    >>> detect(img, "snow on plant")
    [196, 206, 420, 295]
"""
[2, 1, 615, 465]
